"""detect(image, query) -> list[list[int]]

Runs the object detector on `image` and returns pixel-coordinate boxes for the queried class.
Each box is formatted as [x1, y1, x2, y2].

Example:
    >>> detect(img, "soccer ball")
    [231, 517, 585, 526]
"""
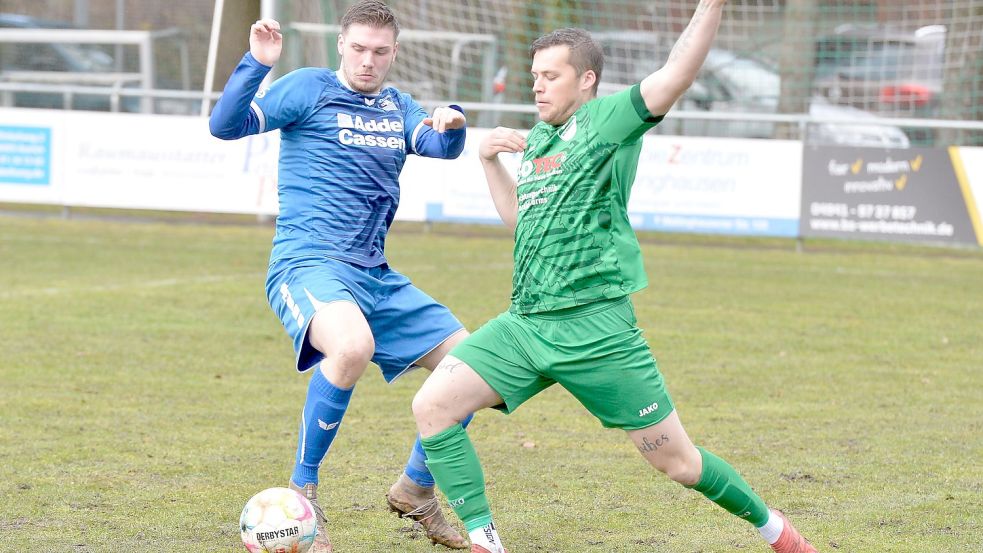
[240, 487, 318, 553]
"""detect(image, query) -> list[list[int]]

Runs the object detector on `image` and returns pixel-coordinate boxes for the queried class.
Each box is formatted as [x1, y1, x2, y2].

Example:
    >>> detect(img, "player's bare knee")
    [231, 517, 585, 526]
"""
[328, 338, 374, 368]
[318, 340, 373, 386]
[636, 437, 701, 485]
[664, 459, 700, 486]
[411, 387, 451, 432]
[410, 389, 433, 421]
[320, 362, 363, 387]
[658, 450, 701, 486]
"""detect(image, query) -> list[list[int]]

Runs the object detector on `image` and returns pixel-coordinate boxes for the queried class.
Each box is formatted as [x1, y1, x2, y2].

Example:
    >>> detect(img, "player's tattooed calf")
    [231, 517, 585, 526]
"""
[637, 433, 670, 454]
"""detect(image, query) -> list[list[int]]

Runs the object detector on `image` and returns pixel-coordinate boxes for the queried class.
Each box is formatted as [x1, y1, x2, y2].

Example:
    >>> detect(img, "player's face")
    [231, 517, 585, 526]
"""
[338, 23, 398, 94]
[531, 45, 596, 126]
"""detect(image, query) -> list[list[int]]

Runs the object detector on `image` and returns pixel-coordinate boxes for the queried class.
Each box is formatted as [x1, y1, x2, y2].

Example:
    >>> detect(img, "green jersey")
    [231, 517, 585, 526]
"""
[511, 84, 662, 314]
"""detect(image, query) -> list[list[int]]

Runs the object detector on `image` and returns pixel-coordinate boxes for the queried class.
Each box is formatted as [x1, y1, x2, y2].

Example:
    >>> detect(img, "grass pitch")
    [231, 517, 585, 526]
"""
[0, 212, 980, 552]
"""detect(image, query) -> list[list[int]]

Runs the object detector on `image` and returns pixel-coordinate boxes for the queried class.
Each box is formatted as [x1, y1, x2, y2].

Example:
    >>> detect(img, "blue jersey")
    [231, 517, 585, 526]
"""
[210, 53, 466, 267]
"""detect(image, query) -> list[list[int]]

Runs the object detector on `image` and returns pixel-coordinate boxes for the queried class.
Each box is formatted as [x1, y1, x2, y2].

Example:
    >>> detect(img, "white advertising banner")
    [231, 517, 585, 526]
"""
[630, 135, 802, 236]
[405, 132, 803, 237]
[1, 109, 801, 240]
[0, 108, 279, 215]
[61, 114, 279, 214]
[400, 128, 520, 225]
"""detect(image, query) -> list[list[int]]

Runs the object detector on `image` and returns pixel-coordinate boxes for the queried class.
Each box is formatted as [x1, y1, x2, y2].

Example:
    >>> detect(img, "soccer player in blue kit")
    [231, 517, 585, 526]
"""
[210, 2, 471, 551]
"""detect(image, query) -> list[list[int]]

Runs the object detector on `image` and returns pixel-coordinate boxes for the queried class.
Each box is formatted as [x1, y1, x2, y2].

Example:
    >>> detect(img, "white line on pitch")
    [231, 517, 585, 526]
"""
[0, 273, 264, 299]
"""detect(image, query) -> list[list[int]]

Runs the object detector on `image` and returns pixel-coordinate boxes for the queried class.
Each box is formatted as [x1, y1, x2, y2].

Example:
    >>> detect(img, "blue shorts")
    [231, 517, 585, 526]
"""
[266, 256, 464, 382]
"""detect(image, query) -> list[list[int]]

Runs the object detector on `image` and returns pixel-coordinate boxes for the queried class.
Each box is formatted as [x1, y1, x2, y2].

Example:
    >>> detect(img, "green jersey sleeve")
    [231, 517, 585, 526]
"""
[589, 83, 664, 145]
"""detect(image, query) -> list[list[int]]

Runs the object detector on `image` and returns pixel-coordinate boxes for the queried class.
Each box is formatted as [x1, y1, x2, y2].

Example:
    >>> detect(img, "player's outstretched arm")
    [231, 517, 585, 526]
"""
[479, 127, 525, 232]
[423, 106, 466, 134]
[639, 0, 726, 118]
[412, 106, 467, 159]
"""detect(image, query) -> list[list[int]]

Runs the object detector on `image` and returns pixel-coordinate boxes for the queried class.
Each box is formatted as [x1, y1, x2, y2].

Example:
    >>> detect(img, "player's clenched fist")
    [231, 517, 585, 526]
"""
[250, 18, 282, 66]
[478, 127, 526, 162]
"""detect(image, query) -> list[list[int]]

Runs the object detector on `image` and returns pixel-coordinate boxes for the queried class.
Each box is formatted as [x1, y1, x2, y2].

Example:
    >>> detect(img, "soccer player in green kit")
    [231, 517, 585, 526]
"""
[411, 1, 818, 552]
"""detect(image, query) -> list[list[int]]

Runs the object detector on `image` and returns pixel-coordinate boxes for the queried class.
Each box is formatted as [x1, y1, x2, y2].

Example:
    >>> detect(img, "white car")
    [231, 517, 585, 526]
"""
[597, 42, 910, 148]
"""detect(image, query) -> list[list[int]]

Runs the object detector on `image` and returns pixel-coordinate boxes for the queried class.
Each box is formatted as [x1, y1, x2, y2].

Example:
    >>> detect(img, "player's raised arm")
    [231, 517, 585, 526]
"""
[209, 19, 283, 140]
[478, 127, 526, 232]
[639, 0, 726, 118]
[249, 18, 283, 66]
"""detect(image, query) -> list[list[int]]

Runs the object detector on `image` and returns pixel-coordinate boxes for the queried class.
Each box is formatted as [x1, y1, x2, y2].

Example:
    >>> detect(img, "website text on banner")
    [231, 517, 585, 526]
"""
[800, 145, 983, 246]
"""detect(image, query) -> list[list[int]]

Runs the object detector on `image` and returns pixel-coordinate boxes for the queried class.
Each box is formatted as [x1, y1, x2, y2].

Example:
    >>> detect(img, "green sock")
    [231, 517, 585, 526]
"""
[421, 424, 493, 532]
[687, 447, 770, 527]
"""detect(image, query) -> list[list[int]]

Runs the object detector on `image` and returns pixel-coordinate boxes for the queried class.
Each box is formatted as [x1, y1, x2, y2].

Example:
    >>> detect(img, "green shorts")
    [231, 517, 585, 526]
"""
[451, 296, 674, 430]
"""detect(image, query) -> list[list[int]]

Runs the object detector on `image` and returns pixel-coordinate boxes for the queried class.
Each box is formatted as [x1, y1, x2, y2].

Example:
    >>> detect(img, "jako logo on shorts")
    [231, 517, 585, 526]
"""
[280, 283, 305, 329]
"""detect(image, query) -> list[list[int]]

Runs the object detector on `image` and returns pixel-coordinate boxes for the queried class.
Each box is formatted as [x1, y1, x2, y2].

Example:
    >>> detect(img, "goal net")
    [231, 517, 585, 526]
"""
[283, 0, 981, 144]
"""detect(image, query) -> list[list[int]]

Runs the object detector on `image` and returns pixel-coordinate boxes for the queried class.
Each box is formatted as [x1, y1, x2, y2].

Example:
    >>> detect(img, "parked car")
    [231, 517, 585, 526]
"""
[596, 39, 910, 148]
[813, 24, 946, 119]
[812, 24, 945, 145]
[0, 13, 134, 111]
[0, 12, 191, 114]
[804, 95, 911, 148]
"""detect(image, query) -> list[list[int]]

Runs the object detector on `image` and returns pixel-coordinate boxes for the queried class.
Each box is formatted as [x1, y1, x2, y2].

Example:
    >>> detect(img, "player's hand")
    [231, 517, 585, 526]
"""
[250, 18, 282, 66]
[479, 127, 526, 161]
[423, 107, 466, 133]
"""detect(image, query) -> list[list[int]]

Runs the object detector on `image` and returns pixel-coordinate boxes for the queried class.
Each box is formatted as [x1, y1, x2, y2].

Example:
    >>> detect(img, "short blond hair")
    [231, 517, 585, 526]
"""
[341, 0, 400, 38]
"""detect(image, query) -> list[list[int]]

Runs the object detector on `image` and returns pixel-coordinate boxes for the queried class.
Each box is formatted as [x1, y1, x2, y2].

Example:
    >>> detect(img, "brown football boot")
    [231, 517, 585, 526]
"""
[386, 473, 468, 549]
[289, 481, 333, 553]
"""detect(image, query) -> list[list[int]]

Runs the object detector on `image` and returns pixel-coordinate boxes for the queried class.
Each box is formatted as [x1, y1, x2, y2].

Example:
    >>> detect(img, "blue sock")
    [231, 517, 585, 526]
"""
[290, 369, 354, 487]
[405, 412, 474, 488]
